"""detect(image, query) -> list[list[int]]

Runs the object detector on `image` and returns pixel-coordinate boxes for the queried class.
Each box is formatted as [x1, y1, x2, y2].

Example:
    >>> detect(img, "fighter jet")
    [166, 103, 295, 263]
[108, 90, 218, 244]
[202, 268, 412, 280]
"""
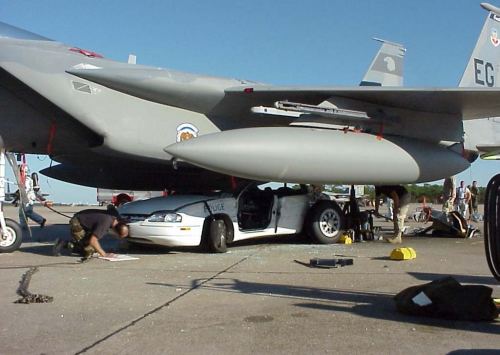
[0, 4, 497, 190]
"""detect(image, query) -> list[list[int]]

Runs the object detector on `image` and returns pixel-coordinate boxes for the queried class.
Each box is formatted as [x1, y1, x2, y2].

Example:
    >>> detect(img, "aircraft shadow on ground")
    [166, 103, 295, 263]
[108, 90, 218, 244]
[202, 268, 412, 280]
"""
[448, 349, 498, 355]
[148, 278, 499, 335]
[21, 224, 67, 243]
[447, 351, 500, 355]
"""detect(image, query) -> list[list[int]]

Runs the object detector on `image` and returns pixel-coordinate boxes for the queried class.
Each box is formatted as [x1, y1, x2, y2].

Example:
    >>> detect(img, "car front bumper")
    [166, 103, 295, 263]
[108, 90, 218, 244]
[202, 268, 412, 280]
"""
[127, 222, 204, 247]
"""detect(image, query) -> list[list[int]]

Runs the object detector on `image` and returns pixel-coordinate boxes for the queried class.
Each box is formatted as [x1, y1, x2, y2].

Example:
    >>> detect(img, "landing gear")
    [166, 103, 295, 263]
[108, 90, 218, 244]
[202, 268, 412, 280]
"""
[0, 217, 22, 253]
[484, 174, 500, 281]
[0, 145, 23, 252]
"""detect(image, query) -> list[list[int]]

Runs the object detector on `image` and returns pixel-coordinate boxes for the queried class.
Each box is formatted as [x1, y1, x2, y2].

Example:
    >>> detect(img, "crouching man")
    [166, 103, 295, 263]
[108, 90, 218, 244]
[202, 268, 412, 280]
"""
[54, 209, 129, 260]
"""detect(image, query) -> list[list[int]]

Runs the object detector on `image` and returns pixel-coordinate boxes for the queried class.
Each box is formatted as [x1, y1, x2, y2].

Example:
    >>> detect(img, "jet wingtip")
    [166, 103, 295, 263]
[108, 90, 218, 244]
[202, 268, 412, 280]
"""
[371, 37, 406, 51]
[481, 3, 500, 15]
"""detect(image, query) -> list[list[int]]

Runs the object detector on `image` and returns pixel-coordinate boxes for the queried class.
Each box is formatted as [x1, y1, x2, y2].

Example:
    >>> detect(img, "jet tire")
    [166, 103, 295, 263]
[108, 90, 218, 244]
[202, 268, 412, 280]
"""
[0, 218, 23, 253]
[208, 218, 228, 253]
[308, 201, 345, 244]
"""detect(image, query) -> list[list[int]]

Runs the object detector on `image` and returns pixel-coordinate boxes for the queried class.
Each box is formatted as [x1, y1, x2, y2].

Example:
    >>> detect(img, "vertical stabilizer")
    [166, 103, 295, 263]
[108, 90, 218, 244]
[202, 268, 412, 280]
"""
[360, 38, 406, 86]
[459, 3, 500, 87]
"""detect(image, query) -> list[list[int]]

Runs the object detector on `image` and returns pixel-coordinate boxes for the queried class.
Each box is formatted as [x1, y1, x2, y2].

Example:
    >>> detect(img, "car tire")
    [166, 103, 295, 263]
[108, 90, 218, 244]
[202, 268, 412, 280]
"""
[308, 201, 345, 244]
[0, 218, 23, 253]
[208, 218, 228, 253]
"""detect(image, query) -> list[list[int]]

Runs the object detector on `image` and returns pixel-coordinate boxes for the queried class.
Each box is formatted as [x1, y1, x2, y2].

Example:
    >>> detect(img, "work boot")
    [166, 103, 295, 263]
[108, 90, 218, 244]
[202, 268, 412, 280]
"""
[81, 245, 96, 261]
[52, 239, 66, 256]
[384, 235, 402, 244]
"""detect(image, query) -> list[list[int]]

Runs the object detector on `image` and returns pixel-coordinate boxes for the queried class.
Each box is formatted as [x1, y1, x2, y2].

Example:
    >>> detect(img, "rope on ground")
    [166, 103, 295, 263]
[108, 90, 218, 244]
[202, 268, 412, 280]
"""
[14, 267, 54, 304]
[43, 204, 72, 219]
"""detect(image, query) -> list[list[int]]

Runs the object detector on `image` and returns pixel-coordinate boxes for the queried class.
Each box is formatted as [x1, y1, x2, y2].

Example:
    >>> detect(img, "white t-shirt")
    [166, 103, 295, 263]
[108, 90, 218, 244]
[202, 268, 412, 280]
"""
[456, 186, 470, 201]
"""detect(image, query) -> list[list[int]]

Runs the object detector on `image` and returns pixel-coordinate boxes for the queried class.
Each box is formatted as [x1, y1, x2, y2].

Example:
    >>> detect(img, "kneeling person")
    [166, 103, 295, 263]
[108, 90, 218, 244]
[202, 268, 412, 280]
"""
[59, 209, 128, 259]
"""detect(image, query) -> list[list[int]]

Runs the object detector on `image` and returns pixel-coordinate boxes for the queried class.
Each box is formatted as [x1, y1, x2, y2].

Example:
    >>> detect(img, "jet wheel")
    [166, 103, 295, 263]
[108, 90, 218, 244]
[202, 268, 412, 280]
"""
[484, 174, 500, 281]
[0, 218, 22, 253]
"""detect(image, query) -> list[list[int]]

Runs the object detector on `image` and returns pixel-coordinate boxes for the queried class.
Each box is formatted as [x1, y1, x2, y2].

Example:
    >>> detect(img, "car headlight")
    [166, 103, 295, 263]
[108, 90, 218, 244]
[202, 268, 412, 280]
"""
[146, 212, 182, 223]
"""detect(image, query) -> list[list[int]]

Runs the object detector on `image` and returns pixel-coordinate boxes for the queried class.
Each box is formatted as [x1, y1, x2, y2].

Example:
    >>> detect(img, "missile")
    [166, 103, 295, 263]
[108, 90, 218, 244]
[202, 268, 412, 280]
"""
[165, 127, 470, 185]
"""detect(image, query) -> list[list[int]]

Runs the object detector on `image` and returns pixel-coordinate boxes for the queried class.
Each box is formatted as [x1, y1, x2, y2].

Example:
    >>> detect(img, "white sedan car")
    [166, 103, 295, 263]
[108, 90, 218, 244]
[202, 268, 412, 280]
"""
[118, 183, 345, 252]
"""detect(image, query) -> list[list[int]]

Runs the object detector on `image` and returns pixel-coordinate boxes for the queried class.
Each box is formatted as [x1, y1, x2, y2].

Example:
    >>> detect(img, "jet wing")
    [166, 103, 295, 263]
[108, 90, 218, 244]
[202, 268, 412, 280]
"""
[68, 66, 500, 119]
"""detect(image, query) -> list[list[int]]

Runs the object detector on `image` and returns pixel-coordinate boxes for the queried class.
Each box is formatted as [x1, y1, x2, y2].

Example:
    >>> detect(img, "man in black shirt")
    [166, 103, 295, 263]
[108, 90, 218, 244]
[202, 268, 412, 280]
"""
[54, 209, 129, 259]
[375, 185, 410, 244]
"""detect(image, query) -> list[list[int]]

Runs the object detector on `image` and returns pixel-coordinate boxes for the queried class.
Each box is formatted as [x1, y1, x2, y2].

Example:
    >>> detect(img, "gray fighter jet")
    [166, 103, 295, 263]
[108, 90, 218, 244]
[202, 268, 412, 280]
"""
[0, 4, 497, 190]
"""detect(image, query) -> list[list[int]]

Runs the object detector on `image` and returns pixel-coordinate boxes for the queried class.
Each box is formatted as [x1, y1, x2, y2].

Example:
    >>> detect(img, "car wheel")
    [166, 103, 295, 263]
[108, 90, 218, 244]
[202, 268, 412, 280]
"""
[208, 218, 228, 253]
[308, 201, 345, 244]
[0, 218, 23, 253]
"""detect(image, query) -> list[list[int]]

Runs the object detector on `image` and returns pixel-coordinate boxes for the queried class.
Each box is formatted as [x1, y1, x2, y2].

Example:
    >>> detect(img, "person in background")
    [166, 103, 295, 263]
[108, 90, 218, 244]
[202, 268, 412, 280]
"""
[374, 185, 410, 244]
[384, 196, 394, 221]
[456, 180, 471, 219]
[469, 180, 479, 219]
[17, 166, 48, 230]
[442, 176, 456, 213]
[310, 184, 330, 204]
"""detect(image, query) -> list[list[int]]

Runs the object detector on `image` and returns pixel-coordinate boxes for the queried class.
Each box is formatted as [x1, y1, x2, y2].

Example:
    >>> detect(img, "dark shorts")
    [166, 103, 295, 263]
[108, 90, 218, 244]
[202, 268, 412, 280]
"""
[69, 217, 95, 258]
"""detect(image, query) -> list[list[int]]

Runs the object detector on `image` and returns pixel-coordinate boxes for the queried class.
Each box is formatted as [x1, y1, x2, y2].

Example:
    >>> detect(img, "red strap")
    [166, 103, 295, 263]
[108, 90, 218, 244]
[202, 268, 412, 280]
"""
[376, 123, 384, 141]
[231, 176, 237, 191]
[19, 154, 26, 185]
[46, 121, 56, 155]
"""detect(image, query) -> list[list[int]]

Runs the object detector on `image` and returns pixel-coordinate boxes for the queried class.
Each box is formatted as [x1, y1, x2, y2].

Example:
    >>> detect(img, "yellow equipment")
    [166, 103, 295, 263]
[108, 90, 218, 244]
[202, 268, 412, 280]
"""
[390, 247, 417, 260]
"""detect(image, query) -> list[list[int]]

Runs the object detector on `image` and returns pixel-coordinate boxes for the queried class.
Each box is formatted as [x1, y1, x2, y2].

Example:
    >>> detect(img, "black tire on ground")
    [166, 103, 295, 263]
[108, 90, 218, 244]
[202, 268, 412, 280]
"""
[308, 201, 345, 244]
[484, 174, 500, 281]
[208, 218, 228, 253]
[0, 218, 23, 253]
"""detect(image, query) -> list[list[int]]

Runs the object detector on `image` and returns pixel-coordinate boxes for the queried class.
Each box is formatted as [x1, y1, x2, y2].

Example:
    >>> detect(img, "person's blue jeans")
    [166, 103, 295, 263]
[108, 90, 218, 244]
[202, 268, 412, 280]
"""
[19, 204, 45, 229]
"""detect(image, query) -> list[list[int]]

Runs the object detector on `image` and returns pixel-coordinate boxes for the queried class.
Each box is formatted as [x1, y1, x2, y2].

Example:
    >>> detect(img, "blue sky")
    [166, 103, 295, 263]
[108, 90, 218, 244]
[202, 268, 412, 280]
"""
[0, 0, 499, 203]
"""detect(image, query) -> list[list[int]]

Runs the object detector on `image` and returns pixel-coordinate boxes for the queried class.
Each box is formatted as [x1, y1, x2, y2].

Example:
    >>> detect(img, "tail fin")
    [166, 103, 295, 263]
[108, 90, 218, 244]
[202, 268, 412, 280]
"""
[459, 3, 500, 87]
[360, 38, 406, 86]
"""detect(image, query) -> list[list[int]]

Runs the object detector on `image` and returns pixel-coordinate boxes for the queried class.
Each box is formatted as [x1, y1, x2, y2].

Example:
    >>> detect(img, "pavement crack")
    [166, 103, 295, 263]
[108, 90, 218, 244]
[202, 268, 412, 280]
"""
[75, 251, 258, 354]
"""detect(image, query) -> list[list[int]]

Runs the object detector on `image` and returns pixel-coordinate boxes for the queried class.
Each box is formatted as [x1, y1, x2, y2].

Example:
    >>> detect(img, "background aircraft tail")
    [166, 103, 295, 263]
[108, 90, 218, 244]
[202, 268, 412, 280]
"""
[459, 3, 500, 87]
[360, 38, 405, 86]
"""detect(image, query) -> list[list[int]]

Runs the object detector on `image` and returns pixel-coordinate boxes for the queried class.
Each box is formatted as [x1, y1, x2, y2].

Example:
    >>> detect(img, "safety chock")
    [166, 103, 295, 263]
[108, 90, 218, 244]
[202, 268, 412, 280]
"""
[390, 247, 417, 260]
[339, 234, 353, 244]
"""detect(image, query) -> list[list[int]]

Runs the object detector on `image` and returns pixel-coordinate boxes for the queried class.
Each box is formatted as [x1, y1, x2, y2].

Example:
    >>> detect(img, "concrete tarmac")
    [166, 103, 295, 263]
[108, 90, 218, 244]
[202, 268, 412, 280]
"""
[0, 205, 498, 354]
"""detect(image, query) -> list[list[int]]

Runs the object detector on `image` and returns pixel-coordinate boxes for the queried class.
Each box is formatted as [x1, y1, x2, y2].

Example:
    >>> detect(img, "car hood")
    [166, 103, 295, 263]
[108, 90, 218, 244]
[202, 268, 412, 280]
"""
[118, 195, 212, 215]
